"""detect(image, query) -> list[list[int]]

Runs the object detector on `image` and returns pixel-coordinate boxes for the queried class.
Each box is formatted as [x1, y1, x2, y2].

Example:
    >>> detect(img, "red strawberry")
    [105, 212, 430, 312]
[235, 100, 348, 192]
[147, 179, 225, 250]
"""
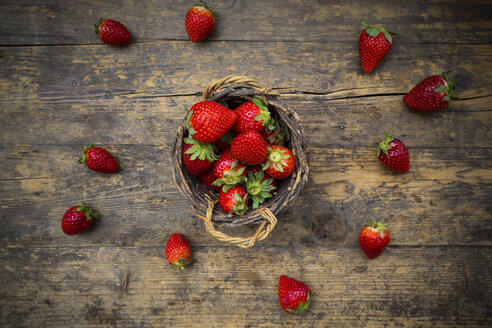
[231, 130, 268, 165]
[359, 19, 395, 73]
[403, 71, 459, 112]
[79, 145, 118, 173]
[212, 151, 247, 191]
[263, 145, 296, 179]
[165, 233, 191, 269]
[359, 221, 390, 259]
[233, 97, 274, 133]
[245, 170, 276, 209]
[215, 131, 235, 151]
[183, 137, 218, 175]
[61, 202, 98, 235]
[94, 19, 131, 46]
[187, 101, 237, 144]
[185, 0, 216, 42]
[218, 185, 249, 215]
[278, 275, 311, 314]
[378, 133, 410, 173]
[199, 170, 220, 190]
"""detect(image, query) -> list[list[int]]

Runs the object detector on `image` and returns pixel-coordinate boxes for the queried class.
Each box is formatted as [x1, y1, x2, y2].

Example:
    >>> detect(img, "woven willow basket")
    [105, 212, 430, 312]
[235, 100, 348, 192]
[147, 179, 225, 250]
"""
[172, 75, 309, 248]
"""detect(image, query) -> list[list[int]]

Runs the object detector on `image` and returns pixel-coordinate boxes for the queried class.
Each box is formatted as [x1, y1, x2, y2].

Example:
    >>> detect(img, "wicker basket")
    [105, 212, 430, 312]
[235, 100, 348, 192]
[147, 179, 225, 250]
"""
[172, 75, 309, 248]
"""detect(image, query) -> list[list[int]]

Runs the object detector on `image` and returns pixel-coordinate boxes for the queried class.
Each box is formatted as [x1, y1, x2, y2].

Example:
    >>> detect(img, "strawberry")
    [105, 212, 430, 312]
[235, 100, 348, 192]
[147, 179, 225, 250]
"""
[165, 233, 191, 269]
[245, 170, 276, 209]
[378, 133, 410, 173]
[185, 0, 216, 42]
[94, 19, 131, 46]
[61, 202, 98, 235]
[183, 137, 218, 175]
[79, 145, 118, 173]
[359, 19, 395, 73]
[233, 97, 275, 133]
[215, 131, 235, 151]
[260, 118, 290, 146]
[187, 101, 237, 144]
[403, 71, 459, 112]
[278, 275, 311, 314]
[199, 170, 220, 190]
[218, 185, 249, 215]
[359, 221, 390, 259]
[231, 130, 268, 165]
[263, 145, 296, 179]
[212, 151, 247, 192]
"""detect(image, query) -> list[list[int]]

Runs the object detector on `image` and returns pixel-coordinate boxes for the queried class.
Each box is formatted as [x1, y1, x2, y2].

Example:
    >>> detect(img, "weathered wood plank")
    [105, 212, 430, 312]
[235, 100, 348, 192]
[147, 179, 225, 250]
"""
[0, 0, 491, 45]
[0, 246, 490, 327]
[0, 42, 490, 100]
[0, 139, 490, 247]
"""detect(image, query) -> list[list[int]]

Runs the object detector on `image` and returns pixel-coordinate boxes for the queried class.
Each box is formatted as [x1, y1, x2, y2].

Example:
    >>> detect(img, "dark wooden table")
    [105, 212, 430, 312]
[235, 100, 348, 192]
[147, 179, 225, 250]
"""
[1, 1, 491, 327]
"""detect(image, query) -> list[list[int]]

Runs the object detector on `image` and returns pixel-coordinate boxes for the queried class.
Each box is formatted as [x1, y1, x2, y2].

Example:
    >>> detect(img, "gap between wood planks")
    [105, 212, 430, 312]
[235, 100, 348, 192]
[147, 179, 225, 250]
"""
[1, 39, 491, 47]
[3, 244, 492, 250]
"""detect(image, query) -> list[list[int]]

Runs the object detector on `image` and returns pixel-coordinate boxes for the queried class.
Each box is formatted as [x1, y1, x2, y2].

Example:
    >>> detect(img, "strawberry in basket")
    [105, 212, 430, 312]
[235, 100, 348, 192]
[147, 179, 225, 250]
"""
[187, 101, 237, 143]
[181, 96, 297, 216]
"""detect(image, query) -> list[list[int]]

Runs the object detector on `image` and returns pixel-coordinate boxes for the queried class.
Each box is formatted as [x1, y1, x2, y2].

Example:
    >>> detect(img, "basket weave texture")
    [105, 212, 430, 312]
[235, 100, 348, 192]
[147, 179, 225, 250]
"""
[171, 75, 309, 247]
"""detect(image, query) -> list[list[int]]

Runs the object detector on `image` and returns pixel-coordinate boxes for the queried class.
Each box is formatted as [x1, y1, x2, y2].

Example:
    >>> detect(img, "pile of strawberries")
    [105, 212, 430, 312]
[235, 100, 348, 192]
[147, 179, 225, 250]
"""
[183, 97, 294, 215]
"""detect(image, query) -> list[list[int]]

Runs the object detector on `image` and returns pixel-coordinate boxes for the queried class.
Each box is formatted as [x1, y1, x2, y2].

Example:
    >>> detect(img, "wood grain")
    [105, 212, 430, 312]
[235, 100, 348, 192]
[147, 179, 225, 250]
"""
[0, 0, 491, 45]
[0, 246, 490, 327]
[0, 0, 491, 327]
[0, 42, 490, 99]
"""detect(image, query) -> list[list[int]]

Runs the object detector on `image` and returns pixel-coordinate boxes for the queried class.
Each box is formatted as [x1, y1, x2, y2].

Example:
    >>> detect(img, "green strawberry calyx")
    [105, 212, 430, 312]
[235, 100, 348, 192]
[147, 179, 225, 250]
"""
[184, 137, 218, 163]
[74, 202, 99, 221]
[185, 108, 197, 136]
[263, 147, 290, 172]
[94, 18, 104, 35]
[245, 171, 276, 209]
[286, 293, 311, 314]
[367, 220, 388, 239]
[231, 191, 248, 216]
[78, 144, 95, 164]
[251, 97, 275, 131]
[193, 0, 216, 16]
[170, 257, 190, 269]
[377, 133, 394, 157]
[361, 19, 396, 44]
[435, 71, 459, 101]
[219, 132, 234, 145]
[212, 160, 246, 192]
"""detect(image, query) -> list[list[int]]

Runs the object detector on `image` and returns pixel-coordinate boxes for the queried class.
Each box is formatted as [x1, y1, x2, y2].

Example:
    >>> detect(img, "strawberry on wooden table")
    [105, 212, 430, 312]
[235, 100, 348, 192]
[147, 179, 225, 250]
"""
[278, 275, 311, 314]
[212, 151, 247, 191]
[378, 133, 410, 173]
[218, 185, 249, 215]
[233, 97, 274, 133]
[359, 221, 390, 259]
[165, 233, 191, 269]
[187, 101, 237, 144]
[404, 71, 459, 112]
[61, 202, 98, 235]
[79, 145, 118, 174]
[359, 19, 395, 73]
[263, 145, 296, 179]
[95, 19, 131, 46]
[182, 137, 218, 175]
[231, 130, 268, 165]
[185, 0, 216, 42]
